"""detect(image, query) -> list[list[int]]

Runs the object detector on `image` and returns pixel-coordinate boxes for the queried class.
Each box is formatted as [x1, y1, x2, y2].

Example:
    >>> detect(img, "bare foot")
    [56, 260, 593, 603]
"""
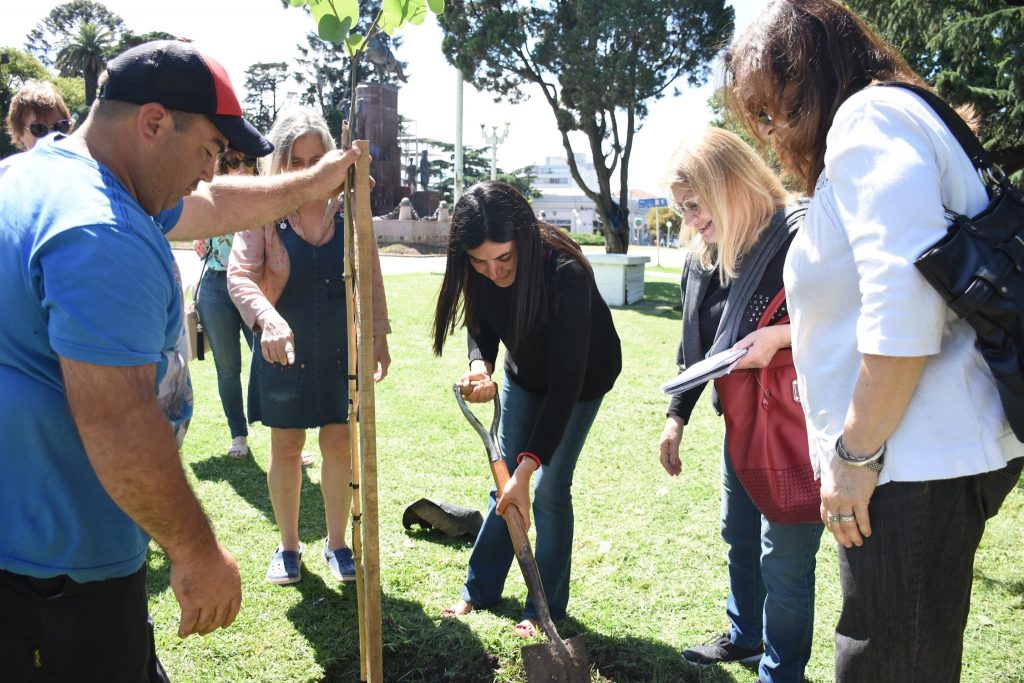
[441, 600, 473, 618]
[513, 619, 540, 638]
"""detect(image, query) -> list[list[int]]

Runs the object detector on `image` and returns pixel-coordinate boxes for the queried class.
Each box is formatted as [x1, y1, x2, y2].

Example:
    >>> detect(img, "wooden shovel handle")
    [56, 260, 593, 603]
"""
[489, 457, 562, 642]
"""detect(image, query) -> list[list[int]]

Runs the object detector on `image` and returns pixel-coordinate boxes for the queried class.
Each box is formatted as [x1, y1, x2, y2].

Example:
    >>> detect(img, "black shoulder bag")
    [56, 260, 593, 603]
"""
[188, 244, 212, 361]
[882, 82, 1024, 442]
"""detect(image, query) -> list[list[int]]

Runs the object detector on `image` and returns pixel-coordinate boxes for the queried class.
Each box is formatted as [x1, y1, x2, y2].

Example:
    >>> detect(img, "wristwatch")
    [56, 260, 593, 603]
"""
[835, 435, 885, 473]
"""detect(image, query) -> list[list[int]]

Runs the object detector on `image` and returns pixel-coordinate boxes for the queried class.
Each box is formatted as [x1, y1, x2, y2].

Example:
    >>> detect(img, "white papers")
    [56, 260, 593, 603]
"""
[661, 348, 748, 395]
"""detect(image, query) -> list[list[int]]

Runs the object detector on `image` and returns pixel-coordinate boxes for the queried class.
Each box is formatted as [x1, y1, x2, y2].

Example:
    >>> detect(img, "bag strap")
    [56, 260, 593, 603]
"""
[876, 82, 991, 173]
[757, 288, 789, 329]
[194, 243, 213, 302]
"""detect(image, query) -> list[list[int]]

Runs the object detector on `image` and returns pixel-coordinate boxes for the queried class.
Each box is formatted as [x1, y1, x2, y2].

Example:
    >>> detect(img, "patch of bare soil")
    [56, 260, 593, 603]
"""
[379, 243, 445, 256]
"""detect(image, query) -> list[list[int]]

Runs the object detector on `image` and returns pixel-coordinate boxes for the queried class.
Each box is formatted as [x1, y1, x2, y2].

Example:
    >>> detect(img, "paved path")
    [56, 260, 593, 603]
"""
[173, 248, 445, 295]
[174, 245, 682, 295]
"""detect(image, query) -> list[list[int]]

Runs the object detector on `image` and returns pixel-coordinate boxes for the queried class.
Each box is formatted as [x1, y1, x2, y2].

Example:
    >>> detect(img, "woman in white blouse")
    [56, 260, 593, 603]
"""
[725, 1, 1023, 681]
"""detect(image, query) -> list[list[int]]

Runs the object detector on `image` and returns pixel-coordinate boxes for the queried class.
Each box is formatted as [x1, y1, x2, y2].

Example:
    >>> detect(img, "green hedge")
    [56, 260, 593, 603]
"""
[565, 230, 606, 246]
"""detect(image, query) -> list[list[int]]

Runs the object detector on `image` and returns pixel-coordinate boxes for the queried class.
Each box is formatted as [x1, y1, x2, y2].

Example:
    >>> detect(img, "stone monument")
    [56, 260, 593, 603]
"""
[411, 149, 440, 218]
[353, 84, 402, 215]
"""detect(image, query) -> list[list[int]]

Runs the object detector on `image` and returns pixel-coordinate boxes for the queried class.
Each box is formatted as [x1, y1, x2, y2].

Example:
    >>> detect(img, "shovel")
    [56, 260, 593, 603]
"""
[453, 384, 589, 683]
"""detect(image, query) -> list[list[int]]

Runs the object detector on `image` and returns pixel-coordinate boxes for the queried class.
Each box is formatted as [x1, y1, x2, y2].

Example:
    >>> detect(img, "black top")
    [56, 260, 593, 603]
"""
[668, 235, 792, 422]
[468, 249, 622, 464]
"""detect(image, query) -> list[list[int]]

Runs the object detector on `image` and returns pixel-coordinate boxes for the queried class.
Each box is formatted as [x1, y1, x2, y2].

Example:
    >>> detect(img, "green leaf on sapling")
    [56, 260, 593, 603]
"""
[344, 33, 366, 57]
[381, 0, 405, 33]
[316, 13, 344, 44]
[407, 0, 428, 25]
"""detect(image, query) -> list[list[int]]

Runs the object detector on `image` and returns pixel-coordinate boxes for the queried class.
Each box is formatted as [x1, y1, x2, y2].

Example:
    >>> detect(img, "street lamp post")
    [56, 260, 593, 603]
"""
[454, 70, 464, 203]
[481, 122, 510, 181]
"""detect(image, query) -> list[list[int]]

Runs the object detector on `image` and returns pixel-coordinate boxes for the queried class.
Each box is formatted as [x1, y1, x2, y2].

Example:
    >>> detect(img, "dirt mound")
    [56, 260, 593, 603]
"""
[379, 243, 445, 256]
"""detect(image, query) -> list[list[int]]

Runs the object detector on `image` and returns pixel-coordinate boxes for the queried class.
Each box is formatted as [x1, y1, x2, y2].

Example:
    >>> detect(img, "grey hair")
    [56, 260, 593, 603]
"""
[262, 107, 335, 176]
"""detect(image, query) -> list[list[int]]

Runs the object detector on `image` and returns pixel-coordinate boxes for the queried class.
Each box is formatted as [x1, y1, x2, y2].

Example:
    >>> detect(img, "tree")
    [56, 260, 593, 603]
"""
[243, 62, 289, 134]
[26, 0, 126, 68]
[279, 0, 401, 139]
[847, 0, 1024, 175]
[113, 30, 178, 55]
[55, 21, 112, 105]
[421, 138, 540, 204]
[439, 0, 733, 253]
[646, 206, 678, 246]
[292, 31, 358, 138]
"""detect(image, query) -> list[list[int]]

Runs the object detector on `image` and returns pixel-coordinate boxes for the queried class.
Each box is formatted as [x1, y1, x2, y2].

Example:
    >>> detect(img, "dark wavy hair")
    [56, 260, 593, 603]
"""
[724, 0, 936, 194]
[431, 180, 591, 357]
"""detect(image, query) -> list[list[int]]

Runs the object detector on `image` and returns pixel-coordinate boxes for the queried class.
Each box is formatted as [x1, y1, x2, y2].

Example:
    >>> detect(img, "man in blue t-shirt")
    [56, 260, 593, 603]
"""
[0, 40, 362, 680]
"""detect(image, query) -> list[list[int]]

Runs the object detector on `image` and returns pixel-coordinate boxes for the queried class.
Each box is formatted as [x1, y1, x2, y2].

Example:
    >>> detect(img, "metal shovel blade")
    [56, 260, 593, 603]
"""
[521, 634, 589, 682]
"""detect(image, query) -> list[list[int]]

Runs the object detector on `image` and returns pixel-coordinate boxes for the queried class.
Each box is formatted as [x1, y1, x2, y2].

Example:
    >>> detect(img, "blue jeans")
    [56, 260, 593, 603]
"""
[462, 378, 603, 621]
[196, 269, 253, 438]
[722, 445, 824, 683]
[834, 457, 1022, 683]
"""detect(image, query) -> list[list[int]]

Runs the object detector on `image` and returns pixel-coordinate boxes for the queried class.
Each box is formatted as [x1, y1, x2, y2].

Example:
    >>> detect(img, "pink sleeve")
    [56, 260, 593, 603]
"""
[227, 227, 275, 329]
[370, 229, 392, 337]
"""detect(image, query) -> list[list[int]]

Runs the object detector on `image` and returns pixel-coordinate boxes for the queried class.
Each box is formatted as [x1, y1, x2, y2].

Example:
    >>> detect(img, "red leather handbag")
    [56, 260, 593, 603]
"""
[714, 289, 821, 524]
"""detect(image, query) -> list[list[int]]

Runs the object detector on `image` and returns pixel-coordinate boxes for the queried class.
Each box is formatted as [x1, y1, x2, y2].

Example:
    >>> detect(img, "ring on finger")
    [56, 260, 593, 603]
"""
[839, 514, 856, 523]
[827, 513, 842, 523]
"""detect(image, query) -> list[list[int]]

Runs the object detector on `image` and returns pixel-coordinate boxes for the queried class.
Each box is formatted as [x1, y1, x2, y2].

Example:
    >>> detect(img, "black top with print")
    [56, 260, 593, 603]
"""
[668, 232, 794, 422]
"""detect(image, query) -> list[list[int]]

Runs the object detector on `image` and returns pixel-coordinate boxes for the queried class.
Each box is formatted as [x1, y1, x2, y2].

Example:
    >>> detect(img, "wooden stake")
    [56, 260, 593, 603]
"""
[352, 139, 383, 681]
[343, 160, 368, 681]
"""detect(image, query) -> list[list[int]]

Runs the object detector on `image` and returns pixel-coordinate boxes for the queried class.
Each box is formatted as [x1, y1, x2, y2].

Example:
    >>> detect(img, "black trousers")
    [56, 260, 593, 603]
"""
[0, 563, 169, 682]
[835, 457, 1023, 682]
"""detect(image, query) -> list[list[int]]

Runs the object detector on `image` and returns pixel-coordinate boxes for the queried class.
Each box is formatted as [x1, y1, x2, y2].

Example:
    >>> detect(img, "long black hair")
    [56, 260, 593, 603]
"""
[431, 180, 591, 356]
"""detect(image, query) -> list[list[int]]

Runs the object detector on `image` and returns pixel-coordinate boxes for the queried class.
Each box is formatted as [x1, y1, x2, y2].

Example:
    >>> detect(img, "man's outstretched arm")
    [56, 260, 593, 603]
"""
[168, 147, 361, 240]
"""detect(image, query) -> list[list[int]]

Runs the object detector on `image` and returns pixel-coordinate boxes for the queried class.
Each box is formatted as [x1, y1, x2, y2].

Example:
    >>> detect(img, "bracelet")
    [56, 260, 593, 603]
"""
[835, 435, 885, 473]
[516, 451, 542, 469]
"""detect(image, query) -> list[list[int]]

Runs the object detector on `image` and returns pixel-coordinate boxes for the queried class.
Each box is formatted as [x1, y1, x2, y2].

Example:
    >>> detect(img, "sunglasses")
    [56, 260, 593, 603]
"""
[224, 157, 258, 170]
[28, 119, 72, 138]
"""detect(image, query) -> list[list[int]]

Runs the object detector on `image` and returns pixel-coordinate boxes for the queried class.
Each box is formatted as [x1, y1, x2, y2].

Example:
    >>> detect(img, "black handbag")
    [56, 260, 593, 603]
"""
[188, 245, 212, 361]
[882, 82, 1024, 441]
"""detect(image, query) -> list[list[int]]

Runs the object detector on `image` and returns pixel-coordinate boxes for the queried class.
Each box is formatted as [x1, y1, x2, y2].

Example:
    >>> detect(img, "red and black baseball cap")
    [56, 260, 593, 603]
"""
[99, 39, 273, 157]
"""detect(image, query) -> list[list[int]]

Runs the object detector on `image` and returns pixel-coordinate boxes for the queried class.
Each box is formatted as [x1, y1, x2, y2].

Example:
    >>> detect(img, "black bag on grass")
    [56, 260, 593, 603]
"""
[402, 499, 483, 540]
[883, 82, 1024, 441]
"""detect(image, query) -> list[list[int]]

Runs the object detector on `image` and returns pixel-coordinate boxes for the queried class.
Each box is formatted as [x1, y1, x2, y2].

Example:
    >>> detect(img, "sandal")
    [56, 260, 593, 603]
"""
[513, 619, 540, 638]
[227, 440, 251, 460]
[441, 600, 473, 619]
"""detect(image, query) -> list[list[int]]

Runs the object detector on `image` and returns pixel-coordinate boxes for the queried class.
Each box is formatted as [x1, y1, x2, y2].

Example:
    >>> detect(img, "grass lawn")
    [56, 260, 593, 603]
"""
[153, 271, 1024, 682]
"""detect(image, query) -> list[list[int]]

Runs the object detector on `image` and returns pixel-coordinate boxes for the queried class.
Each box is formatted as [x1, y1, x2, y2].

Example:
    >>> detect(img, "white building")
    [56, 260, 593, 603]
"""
[530, 154, 603, 233]
[529, 153, 672, 244]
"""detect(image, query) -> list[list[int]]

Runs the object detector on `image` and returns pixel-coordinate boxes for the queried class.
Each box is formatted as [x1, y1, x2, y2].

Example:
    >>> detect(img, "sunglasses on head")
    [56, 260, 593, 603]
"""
[224, 157, 258, 170]
[28, 119, 72, 138]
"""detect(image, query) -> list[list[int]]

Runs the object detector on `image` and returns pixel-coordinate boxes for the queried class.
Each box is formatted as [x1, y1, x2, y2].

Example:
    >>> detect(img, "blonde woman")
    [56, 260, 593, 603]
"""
[228, 109, 391, 585]
[657, 128, 822, 683]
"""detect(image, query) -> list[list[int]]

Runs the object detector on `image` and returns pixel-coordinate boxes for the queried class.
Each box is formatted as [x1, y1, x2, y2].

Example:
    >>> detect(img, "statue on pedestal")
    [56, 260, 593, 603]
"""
[418, 150, 430, 192]
[405, 158, 417, 193]
[365, 34, 408, 83]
